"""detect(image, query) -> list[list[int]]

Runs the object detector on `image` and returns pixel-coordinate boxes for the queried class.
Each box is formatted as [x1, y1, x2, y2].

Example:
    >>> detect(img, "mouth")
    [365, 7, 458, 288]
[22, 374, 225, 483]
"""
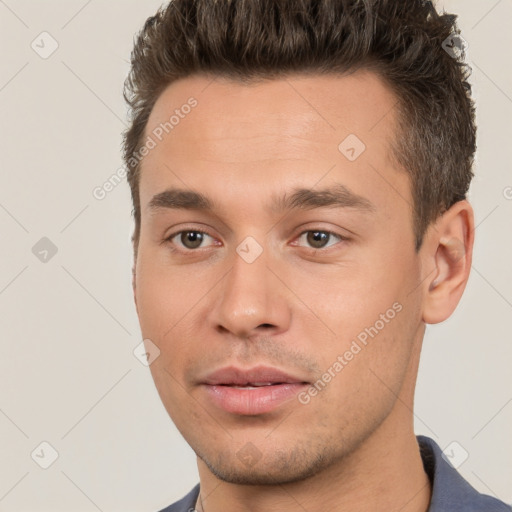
[221, 383, 286, 388]
[200, 366, 309, 415]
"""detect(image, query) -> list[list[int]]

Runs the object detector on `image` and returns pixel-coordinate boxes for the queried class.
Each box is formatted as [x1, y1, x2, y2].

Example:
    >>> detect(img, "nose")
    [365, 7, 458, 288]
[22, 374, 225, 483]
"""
[210, 245, 292, 339]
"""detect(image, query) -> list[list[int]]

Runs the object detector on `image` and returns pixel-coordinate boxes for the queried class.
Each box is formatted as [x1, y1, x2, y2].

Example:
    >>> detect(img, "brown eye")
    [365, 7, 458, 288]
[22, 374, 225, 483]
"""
[306, 231, 330, 249]
[165, 229, 219, 252]
[179, 231, 205, 249]
[296, 230, 343, 250]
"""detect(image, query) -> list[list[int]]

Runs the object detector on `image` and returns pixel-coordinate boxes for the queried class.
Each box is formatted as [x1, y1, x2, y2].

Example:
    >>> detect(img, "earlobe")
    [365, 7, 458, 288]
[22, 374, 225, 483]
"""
[422, 201, 474, 324]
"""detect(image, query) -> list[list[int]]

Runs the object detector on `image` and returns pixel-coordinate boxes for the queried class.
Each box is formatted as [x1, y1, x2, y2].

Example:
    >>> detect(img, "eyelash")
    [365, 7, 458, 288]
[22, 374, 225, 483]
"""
[164, 228, 347, 253]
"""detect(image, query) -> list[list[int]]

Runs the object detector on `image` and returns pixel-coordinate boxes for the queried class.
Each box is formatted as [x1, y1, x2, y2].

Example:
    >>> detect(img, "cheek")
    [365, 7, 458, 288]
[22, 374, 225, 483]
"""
[300, 302, 419, 429]
[135, 260, 205, 417]
[287, 245, 422, 395]
[134, 255, 203, 386]
[289, 258, 415, 341]
[135, 247, 204, 335]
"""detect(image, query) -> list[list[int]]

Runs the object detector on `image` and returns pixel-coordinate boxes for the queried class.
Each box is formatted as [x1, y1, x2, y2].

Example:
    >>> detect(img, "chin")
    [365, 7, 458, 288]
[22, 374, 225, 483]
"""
[198, 447, 335, 486]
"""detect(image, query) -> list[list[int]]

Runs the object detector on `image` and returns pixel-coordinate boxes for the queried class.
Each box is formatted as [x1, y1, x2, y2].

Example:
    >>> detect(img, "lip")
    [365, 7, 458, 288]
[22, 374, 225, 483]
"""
[200, 366, 309, 415]
[202, 365, 307, 386]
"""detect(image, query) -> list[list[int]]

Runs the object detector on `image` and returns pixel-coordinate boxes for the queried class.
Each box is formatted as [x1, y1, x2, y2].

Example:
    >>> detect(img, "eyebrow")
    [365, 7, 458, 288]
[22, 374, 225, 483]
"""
[148, 189, 213, 212]
[272, 184, 375, 213]
[147, 184, 375, 214]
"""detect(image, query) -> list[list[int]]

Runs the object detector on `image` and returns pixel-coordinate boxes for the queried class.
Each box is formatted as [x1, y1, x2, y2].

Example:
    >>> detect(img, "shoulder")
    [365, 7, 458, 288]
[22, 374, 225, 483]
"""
[417, 436, 511, 512]
[157, 484, 200, 512]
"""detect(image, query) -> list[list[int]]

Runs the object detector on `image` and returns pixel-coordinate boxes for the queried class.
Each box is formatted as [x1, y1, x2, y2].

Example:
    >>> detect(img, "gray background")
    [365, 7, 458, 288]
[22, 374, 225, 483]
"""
[0, 0, 510, 510]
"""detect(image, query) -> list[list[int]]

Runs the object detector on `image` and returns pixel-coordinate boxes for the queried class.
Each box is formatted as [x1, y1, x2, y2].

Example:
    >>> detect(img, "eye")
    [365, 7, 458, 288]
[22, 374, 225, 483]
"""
[296, 230, 344, 250]
[167, 230, 217, 250]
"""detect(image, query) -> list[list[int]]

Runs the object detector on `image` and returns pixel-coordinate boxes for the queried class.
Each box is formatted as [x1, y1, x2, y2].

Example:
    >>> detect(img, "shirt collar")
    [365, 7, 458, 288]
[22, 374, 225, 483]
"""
[417, 435, 509, 511]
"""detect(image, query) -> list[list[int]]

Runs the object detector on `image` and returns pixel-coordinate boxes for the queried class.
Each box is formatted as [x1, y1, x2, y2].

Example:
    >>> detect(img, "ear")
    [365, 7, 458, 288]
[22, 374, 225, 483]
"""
[421, 200, 474, 324]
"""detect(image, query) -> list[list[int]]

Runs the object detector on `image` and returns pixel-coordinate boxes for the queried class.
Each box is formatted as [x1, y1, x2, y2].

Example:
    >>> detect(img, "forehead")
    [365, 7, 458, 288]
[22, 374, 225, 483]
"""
[145, 70, 398, 157]
[139, 71, 408, 219]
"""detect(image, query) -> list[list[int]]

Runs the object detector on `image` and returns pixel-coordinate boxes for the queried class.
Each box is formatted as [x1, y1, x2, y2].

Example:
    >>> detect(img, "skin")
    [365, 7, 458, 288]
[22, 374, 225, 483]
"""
[132, 71, 474, 512]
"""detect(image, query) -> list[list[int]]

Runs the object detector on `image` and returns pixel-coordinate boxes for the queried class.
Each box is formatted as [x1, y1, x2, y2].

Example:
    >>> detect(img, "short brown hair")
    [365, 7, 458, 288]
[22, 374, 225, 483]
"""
[123, 0, 476, 252]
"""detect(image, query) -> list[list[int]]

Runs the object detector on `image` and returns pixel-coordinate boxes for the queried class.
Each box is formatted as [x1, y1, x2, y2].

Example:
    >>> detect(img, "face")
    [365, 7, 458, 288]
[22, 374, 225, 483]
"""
[134, 72, 427, 484]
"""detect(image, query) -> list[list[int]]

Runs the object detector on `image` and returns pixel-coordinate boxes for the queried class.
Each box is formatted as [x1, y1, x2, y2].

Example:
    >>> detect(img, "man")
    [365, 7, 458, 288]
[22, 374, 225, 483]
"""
[123, 0, 510, 511]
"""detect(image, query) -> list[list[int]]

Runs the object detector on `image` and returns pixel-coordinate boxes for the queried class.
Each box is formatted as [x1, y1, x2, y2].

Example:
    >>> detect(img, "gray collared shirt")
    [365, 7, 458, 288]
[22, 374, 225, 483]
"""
[159, 436, 510, 511]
